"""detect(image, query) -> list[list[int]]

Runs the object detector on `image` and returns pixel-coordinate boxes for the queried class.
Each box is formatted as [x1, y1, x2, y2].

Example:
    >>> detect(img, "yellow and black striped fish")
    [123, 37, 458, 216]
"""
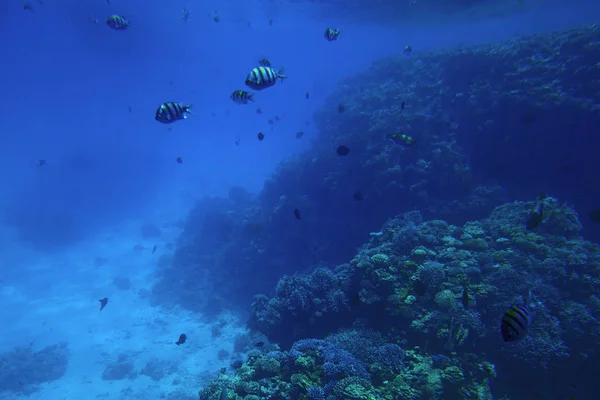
[106, 15, 130, 30]
[230, 90, 254, 104]
[245, 66, 286, 91]
[155, 102, 192, 124]
[501, 291, 537, 343]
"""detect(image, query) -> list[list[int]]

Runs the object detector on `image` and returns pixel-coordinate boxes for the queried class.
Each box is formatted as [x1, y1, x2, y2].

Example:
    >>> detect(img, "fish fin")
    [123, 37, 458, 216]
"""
[185, 105, 194, 114]
[249, 93, 255, 102]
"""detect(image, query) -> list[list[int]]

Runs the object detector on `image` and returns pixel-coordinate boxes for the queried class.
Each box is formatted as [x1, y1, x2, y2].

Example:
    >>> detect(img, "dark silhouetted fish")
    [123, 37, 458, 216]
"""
[353, 191, 363, 201]
[175, 333, 187, 345]
[462, 286, 470, 308]
[401, 100, 405, 110]
[413, 280, 426, 296]
[589, 209, 600, 223]
[38, 159, 45, 167]
[176, 157, 183, 164]
[306, 92, 310, 99]
[254, 341, 265, 347]
[152, 245, 157, 254]
[294, 209, 301, 219]
[296, 131, 304, 139]
[99, 297, 108, 311]
[525, 192, 545, 230]
[336, 145, 350, 156]
[257, 132, 265, 141]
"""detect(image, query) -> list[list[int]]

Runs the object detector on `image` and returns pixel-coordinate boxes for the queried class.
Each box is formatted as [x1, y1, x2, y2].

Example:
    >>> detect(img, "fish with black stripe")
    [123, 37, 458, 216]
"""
[500, 290, 538, 343]
[230, 90, 255, 104]
[155, 102, 193, 124]
[245, 66, 286, 90]
[106, 15, 130, 30]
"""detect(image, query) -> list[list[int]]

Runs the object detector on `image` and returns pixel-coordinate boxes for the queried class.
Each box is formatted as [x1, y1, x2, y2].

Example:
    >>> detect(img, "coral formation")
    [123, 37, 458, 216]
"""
[203, 197, 600, 399]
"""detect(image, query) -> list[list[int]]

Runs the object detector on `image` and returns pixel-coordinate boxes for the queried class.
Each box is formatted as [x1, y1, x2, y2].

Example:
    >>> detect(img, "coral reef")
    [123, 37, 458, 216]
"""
[240, 198, 599, 399]
[0, 343, 69, 395]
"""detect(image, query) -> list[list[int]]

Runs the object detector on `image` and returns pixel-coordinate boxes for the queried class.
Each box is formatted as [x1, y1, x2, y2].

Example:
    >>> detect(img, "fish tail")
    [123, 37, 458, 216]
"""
[526, 290, 538, 309]
[248, 93, 255, 102]
[277, 68, 287, 81]
[185, 104, 193, 114]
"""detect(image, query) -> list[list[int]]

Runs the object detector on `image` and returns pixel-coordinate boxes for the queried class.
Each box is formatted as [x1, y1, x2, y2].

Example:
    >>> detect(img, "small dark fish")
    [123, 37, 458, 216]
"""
[128, 105, 132, 112]
[176, 157, 183, 164]
[256, 108, 262, 114]
[353, 191, 363, 201]
[324, 27, 341, 41]
[230, 90, 254, 104]
[519, 113, 537, 125]
[306, 92, 310, 99]
[269, 19, 273, 26]
[295, 131, 304, 139]
[336, 145, 350, 156]
[220, 387, 228, 400]
[99, 297, 108, 311]
[294, 208, 301, 219]
[254, 341, 265, 347]
[501, 291, 537, 343]
[525, 192, 545, 230]
[235, 137, 240, 146]
[401, 100, 405, 110]
[257, 132, 265, 141]
[182, 8, 190, 23]
[462, 286, 470, 308]
[175, 333, 187, 345]
[413, 280, 426, 296]
[403, 45, 413, 55]
[337, 104, 345, 113]
[258, 58, 271, 67]
[589, 209, 600, 223]
[387, 132, 416, 147]
[38, 159, 45, 167]
[152, 245, 157, 254]
[106, 15, 130, 30]
[23, 2, 34, 12]
[349, 292, 361, 307]
[268, 119, 274, 124]
[213, 10, 220, 23]
[155, 102, 192, 124]
[274, 116, 280, 121]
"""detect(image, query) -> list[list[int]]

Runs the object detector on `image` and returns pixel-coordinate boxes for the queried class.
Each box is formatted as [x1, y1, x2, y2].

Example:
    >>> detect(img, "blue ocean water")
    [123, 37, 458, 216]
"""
[1, 0, 600, 399]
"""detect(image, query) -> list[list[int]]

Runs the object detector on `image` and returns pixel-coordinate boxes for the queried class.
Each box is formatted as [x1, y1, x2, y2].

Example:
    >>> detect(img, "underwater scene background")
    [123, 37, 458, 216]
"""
[1, 0, 600, 399]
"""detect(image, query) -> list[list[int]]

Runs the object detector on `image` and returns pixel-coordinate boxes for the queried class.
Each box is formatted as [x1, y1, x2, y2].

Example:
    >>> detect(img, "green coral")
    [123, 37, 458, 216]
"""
[442, 366, 465, 383]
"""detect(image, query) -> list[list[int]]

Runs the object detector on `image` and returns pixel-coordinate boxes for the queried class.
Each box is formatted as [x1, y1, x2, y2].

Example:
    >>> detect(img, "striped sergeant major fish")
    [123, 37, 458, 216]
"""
[501, 290, 538, 343]
[230, 90, 254, 104]
[155, 102, 192, 124]
[106, 15, 130, 30]
[245, 66, 286, 91]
